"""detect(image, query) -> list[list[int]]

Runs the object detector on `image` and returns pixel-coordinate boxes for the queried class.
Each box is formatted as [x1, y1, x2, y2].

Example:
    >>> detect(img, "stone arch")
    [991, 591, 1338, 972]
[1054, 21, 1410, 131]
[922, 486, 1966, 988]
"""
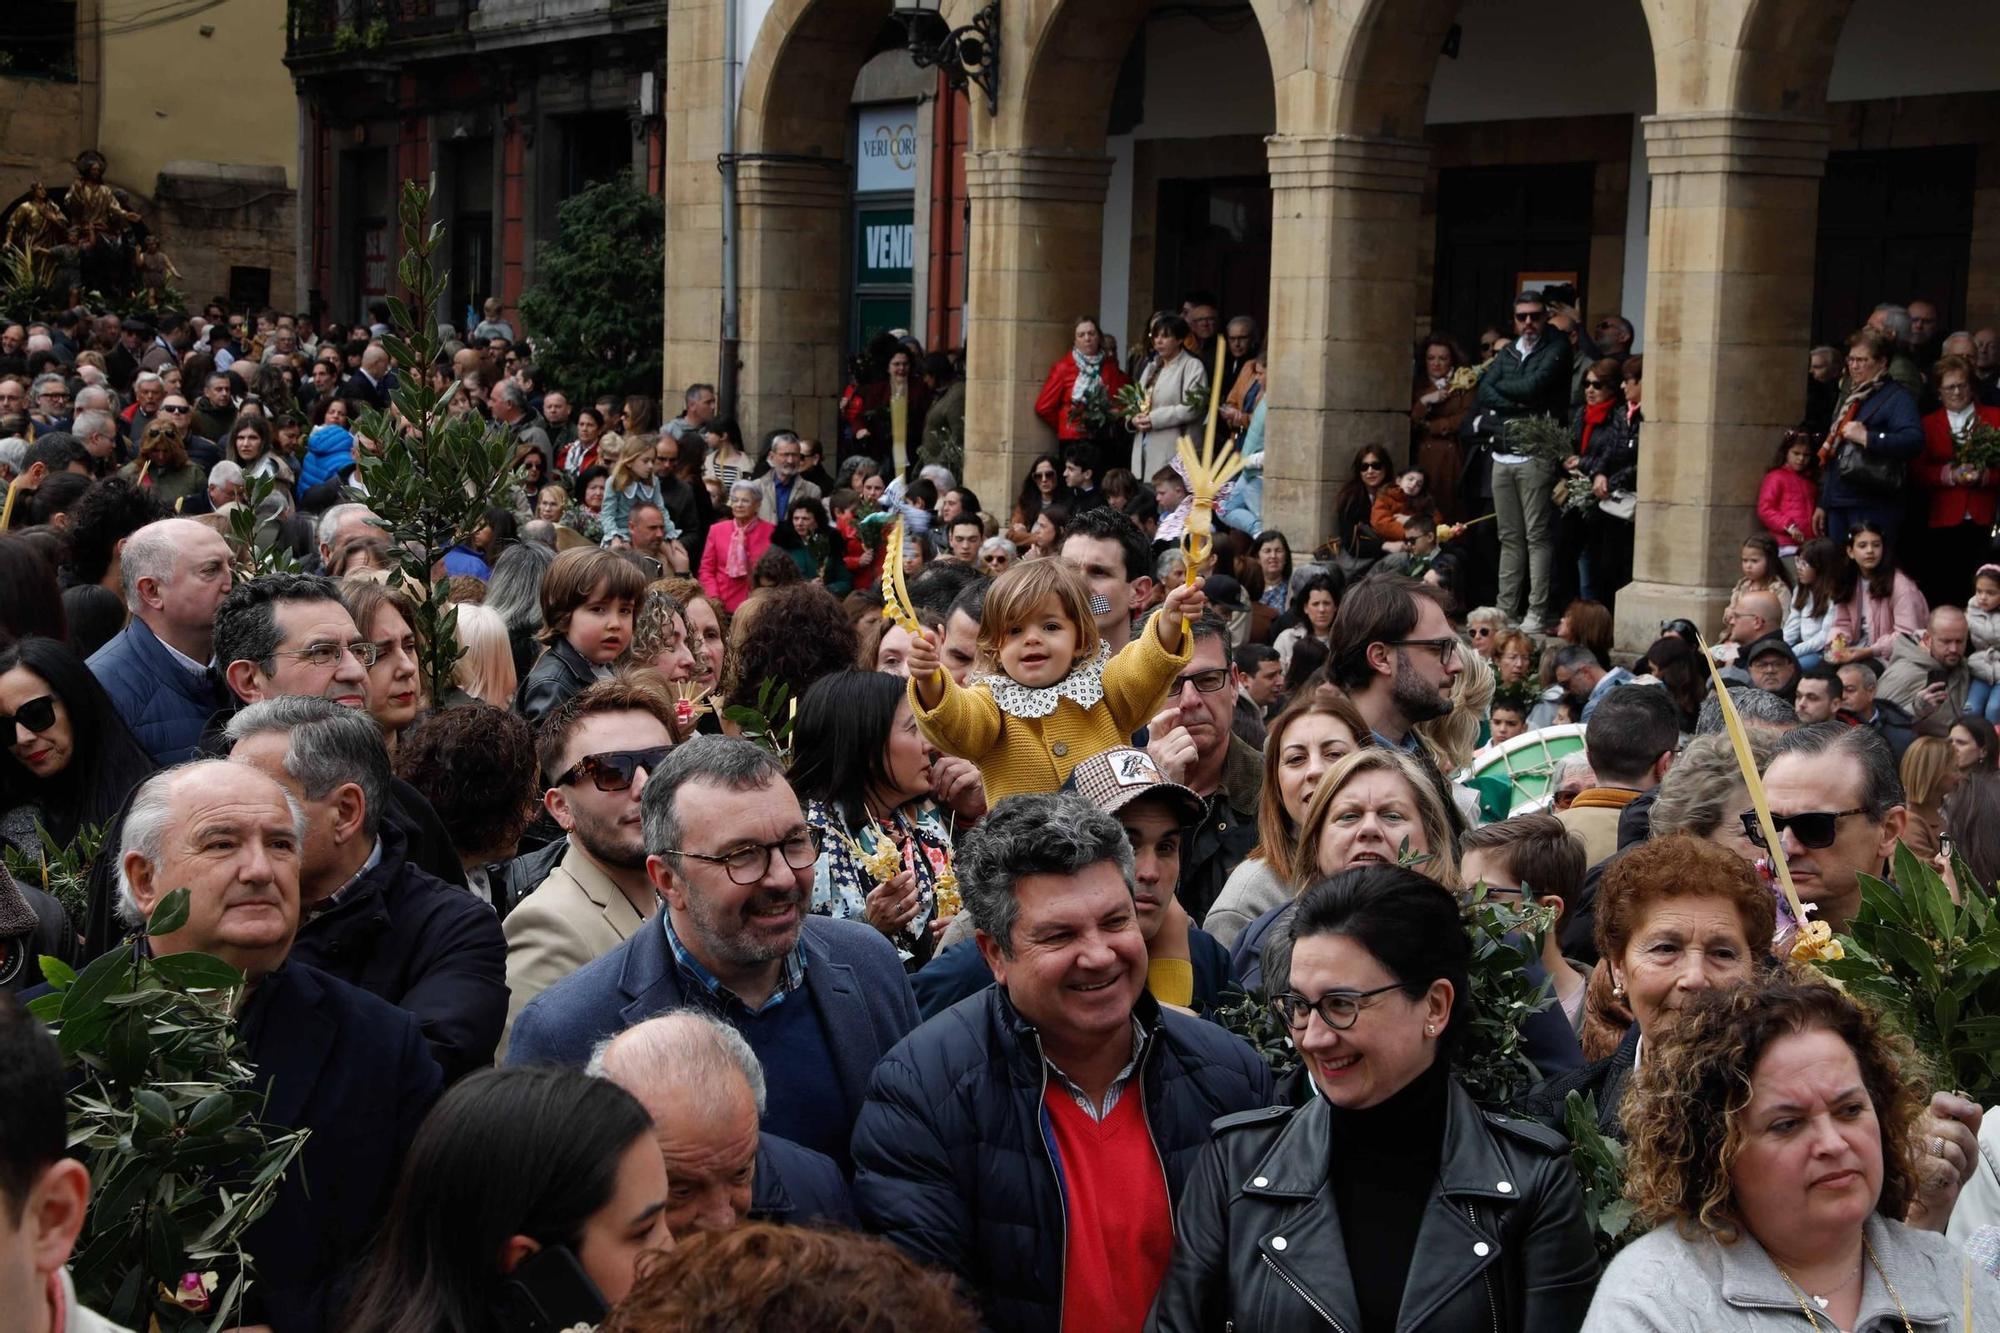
[1721, 0, 1856, 119]
[732, 0, 895, 446]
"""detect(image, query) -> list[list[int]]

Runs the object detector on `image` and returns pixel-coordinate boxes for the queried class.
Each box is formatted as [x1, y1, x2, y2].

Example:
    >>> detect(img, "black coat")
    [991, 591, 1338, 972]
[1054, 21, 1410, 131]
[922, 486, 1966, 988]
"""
[1513, 1022, 1640, 1140]
[1145, 1078, 1597, 1333]
[851, 987, 1275, 1333]
[515, 636, 599, 723]
[237, 960, 443, 1332]
[752, 1133, 857, 1229]
[288, 821, 508, 1083]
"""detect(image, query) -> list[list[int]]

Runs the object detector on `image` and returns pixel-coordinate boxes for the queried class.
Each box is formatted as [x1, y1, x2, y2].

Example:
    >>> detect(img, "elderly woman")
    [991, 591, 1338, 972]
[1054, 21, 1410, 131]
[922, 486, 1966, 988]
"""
[789, 670, 954, 969]
[1647, 731, 1778, 865]
[1034, 315, 1130, 443]
[696, 480, 776, 613]
[1230, 747, 1459, 988]
[1151, 866, 1600, 1333]
[1466, 606, 1512, 661]
[1581, 972, 1998, 1331]
[119, 417, 205, 510]
[1205, 693, 1371, 949]
[978, 535, 1017, 576]
[1516, 834, 1773, 1132]
[1820, 327, 1924, 550]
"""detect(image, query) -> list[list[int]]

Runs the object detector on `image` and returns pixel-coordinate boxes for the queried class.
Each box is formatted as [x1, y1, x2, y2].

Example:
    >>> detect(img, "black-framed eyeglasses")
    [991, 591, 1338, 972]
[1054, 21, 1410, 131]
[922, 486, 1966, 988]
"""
[1386, 637, 1459, 666]
[1740, 807, 1867, 851]
[1270, 982, 1413, 1032]
[0, 695, 57, 734]
[270, 639, 379, 669]
[1171, 668, 1231, 695]
[666, 827, 824, 885]
[555, 745, 672, 793]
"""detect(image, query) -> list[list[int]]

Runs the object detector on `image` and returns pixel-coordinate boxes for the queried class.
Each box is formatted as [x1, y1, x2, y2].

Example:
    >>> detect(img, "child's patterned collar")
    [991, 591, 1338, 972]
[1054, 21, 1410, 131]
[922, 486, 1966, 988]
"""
[977, 643, 1113, 719]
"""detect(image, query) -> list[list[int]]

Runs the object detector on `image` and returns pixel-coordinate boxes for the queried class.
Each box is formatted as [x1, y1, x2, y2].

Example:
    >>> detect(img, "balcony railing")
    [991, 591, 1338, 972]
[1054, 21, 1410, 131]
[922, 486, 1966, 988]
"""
[286, 0, 471, 58]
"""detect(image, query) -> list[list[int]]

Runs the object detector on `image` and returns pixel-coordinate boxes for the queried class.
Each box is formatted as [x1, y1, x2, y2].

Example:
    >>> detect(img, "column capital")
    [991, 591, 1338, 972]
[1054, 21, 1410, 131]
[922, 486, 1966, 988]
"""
[736, 155, 846, 209]
[1642, 111, 1831, 178]
[1264, 134, 1430, 194]
[964, 149, 1113, 203]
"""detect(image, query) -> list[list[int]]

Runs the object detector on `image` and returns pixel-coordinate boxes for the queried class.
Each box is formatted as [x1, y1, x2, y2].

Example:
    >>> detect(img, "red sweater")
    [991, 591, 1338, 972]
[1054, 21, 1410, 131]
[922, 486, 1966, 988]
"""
[1919, 405, 2000, 529]
[1756, 467, 1818, 546]
[1043, 1081, 1172, 1333]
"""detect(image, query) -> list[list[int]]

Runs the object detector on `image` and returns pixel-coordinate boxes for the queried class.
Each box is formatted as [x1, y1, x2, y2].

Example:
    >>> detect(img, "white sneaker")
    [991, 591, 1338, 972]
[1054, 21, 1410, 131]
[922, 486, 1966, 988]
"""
[1520, 616, 1546, 635]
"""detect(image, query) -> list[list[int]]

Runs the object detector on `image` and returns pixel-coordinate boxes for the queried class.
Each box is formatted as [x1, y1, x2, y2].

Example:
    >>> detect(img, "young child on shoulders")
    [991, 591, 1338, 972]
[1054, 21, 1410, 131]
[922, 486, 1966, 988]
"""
[1371, 467, 1438, 553]
[905, 557, 1202, 801]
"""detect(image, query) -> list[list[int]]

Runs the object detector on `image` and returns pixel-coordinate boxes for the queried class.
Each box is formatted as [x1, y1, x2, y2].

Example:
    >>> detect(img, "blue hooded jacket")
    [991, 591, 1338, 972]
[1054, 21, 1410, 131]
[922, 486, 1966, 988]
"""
[298, 422, 356, 494]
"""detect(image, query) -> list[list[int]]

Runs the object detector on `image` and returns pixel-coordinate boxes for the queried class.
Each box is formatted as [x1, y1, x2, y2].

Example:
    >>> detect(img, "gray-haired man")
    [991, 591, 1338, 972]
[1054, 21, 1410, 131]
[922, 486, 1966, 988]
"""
[226, 697, 507, 1081]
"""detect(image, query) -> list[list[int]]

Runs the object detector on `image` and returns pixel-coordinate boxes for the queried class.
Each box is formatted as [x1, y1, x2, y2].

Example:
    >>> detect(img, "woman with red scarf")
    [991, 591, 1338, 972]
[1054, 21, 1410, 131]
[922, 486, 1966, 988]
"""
[1548, 357, 1625, 609]
[1034, 316, 1130, 444]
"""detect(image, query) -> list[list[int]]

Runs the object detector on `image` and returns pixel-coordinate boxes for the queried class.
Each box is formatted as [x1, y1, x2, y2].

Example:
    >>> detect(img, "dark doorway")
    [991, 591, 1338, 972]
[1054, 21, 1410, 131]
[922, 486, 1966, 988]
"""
[441, 137, 494, 325]
[560, 111, 634, 197]
[1813, 146, 1975, 345]
[1152, 177, 1271, 332]
[1431, 163, 1594, 346]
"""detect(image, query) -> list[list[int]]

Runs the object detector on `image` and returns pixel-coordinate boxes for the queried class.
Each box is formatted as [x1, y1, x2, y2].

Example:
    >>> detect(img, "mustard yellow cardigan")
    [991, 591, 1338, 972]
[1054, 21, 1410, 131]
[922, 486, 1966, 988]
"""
[911, 621, 1192, 802]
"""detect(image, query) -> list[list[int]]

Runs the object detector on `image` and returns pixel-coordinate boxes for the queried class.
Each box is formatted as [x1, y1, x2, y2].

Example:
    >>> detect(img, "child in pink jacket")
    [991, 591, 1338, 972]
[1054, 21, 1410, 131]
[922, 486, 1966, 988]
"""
[1757, 434, 1818, 554]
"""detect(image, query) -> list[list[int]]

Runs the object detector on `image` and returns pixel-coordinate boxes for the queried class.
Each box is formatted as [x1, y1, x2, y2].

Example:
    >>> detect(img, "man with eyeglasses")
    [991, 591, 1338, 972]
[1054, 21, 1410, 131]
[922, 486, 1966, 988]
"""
[1760, 722, 1909, 934]
[26, 373, 70, 432]
[203, 573, 468, 893]
[1471, 290, 1573, 634]
[501, 682, 680, 1050]
[510, 736, 918, 1173]
[226, 696, 507, 1084]
[1151, 614, 1263, 921]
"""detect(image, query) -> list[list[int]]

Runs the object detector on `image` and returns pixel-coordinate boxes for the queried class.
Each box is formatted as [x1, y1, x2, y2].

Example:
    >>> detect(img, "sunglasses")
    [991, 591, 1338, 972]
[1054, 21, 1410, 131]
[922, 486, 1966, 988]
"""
[1359, 461, 1387, 472]
[1584, 380, 1609, 389]
[556, 745, 673, 793]
[1741, 807, 1867, 851]
[160, 404, 191, 414]
[1033, 469, 1056, 479]
[1514, 311, 1546, 323]
[0, 695, 57, 735]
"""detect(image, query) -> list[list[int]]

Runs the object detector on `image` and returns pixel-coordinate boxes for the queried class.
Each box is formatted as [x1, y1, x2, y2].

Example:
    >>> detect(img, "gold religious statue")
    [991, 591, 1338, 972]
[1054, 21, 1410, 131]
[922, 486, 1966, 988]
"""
[62, 151, 140, 246]
[3, 182, 69, 256]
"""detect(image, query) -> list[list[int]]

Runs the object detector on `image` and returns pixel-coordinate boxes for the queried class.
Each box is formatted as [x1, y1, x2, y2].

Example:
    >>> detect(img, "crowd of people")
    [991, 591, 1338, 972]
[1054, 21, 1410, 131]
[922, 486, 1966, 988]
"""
[5, 286, 2000, 1333]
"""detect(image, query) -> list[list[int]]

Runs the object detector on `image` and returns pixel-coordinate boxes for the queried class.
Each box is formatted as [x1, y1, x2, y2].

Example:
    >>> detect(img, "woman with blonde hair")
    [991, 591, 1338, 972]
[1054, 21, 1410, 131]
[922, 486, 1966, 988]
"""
[1897, 735, 1957, 862]
[119, 417, 205, 509]
[449, 603, 518, 708]
[1229, 746, 1460, 987]
[1204, 691, 1372, 949]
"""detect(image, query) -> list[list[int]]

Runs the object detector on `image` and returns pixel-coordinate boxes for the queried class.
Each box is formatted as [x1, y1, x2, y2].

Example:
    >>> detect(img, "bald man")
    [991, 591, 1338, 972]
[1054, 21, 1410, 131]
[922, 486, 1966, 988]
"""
[589, 1011, 854, 1235]
[1877, 605, 1972, 738]
[1713, 589, 1783, 668]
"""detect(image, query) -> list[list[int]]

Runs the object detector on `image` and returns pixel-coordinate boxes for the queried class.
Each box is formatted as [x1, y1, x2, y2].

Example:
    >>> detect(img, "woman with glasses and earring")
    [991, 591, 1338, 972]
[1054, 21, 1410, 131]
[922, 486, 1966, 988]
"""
[1149, 864, 1599, 1333]
[788, 670, 955, 970]
[1006, 452, 1069, 549]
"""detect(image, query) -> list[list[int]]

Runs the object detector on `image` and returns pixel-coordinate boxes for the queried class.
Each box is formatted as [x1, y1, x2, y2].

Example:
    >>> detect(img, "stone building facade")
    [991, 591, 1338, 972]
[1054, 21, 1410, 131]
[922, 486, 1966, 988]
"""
[666, 0, 2000, 648]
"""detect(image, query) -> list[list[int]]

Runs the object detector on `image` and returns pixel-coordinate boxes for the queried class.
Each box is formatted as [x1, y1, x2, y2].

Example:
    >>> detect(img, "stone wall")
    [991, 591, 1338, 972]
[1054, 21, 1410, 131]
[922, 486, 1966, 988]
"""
[150, 163, 298, 312]
[0, 78, 88, 208]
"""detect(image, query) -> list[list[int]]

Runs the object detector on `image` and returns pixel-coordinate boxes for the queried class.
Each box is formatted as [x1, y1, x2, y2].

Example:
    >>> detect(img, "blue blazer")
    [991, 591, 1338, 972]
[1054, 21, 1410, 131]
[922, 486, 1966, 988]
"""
[87, 618, 230, 765]
[506, 914, 920, 1120]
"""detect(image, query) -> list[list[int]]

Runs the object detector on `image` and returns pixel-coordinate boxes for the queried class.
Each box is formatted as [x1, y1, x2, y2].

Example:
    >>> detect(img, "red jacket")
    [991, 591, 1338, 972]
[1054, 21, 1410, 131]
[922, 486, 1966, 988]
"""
[1034, 354, 1131, 441]
[696, 518, 776, 612]
[1756, 467, 1818, 546]
[1920, 406, 2000, 528]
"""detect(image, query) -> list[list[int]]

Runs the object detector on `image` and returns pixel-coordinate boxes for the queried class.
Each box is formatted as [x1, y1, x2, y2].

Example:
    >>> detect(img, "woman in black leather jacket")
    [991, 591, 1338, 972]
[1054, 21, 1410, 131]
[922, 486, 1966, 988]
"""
[1146, 866, 1598, 1333]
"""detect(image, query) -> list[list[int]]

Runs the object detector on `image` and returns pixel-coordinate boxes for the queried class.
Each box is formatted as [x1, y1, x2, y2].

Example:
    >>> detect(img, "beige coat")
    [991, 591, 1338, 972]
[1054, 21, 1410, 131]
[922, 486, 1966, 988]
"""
[500, 841, 652, 1056]
[1131, 351, 1208, 480]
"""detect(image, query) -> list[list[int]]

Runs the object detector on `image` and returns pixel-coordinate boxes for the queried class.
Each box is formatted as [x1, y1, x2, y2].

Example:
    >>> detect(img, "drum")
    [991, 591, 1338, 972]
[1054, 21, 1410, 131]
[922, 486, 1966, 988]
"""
[1461, 724, 1587, 820]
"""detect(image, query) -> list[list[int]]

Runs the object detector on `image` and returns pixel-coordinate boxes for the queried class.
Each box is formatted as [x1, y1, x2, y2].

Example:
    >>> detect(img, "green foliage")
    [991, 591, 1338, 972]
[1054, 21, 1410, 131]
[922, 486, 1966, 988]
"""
[916, 417, 963, 482]
[722, 679, 794, 762]
[1563, 1091, 1640, 1261]
[1501, 413, 1572, 467]
[0, 242, 60, 315]
[352, 181, 519, 693]
[1064, 383, 1113, 438]
[1952, 417, 2000, 472]
[1817, 843, 2000, 1103]
[223, 473, 305, 578]
[27, 889, 309, 1332]
[1183, 379, 1210, 421]
[1209, 987, 1301, 1079]
[517, 174, 664, 406]
[1456, 886, 1560, 1107]
[1, 819, 104, 925]
[1112, 382, 1148, 418]
[1558, 472, 1599, 514]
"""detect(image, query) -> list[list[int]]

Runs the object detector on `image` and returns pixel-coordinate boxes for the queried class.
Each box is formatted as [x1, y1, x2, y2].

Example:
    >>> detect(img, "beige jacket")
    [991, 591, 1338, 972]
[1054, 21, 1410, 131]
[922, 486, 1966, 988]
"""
[500, 842, 652, 1055]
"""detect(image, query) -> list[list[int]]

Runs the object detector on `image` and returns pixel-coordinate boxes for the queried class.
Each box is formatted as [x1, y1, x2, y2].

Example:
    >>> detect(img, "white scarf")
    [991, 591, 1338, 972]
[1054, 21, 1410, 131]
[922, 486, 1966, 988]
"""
[1070, 348, 1104, 402]
[1949, 404, 1977, 437]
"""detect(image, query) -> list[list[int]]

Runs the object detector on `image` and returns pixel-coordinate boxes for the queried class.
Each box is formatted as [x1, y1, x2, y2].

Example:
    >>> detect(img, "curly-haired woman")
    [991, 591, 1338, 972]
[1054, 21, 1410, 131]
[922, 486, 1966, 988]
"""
[1581, 971, 1998, 1331]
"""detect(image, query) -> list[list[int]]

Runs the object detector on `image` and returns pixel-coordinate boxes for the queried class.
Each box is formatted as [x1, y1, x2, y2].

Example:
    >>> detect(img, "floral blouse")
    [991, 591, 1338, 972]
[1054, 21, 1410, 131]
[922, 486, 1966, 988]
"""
[805, 798, 955, 969]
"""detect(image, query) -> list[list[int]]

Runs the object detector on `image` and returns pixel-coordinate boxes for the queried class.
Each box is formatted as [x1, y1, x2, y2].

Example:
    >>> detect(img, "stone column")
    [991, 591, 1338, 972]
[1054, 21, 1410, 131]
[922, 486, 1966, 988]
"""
[1261, 134, 1431, 546]
[1614, 112, 1830, 651]
[960, 149, 1113, 513]
[736, 156, 848, 446]
[662, 0, 726, 403]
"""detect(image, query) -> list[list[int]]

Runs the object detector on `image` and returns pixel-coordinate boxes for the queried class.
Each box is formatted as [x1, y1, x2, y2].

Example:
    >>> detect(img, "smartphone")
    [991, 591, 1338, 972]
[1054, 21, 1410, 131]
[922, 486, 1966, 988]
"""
[491, 1245, 609, 1333]
[1928, 666, 1950, 687]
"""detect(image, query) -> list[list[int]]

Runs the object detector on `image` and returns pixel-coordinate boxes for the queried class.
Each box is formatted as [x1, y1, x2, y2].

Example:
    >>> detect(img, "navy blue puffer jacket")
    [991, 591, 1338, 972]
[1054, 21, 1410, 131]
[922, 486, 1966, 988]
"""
[851, 985, 1275, 1333]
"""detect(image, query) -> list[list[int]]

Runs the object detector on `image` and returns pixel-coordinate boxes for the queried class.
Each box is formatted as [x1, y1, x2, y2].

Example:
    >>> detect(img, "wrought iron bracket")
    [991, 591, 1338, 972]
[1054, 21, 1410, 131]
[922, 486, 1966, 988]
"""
[894, 2, 1000, 116]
